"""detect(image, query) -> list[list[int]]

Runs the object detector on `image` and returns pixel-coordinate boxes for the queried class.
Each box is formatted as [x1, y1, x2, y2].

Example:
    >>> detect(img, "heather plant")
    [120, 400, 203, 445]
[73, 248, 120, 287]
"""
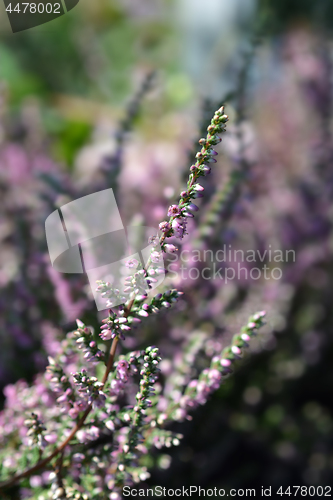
[0, 104, 268, 499]
[1, 23, 333, 497]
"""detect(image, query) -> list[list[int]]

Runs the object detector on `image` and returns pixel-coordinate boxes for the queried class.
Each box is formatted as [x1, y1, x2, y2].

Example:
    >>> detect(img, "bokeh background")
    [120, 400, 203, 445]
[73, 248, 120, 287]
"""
[1, 0, 333, 494]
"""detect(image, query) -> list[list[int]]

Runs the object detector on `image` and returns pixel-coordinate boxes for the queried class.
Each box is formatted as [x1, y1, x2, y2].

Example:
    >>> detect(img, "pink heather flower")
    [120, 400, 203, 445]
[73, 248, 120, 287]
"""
[76, 430, 88, 442]
[151, 251, 161, 263]
[187, 203, 199, 212]
[91, 391, 107, 408]
[105, 420, 115, 431]
[201, 165, 211, 175]
[99, 328, 113, 341]
[56, 387, 72, 404]
[167, 204, 181, 217]
[70, 400, 88, 418]
[148, 235, 159, 246]
[231, 346, 242, 356]
[193, 191, 204, 199]
[30, 476, 43, 488]
[126, 258, 139, 269]
[44, 433, 58, 444]
[208, 369, 221, 380]
[253, 311, 266, 319]
[138, 309, 149, 317]
[196, 381, 208, 394]
[159, 221, 171, 232]
[220, 359, 232, 367]
[208, 369, 222, 389]
[117, 360, 130, 382]
[172, 218, 187, 239]
[68, 408, 79, 419]
[164, 244, 178, 253]
[182, 211, 194, 218]
[181, 395, 198, 410]
[195, 390, 210, 406]
[87, 426, 100, 440]
[110, 378, 125, 397]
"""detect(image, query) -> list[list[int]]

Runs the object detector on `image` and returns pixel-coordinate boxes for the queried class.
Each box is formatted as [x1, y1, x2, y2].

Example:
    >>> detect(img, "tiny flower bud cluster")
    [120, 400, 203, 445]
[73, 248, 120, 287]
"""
[135, 346, 161, 419]
[149, 429, 183, 450]
[46, 357, 76, 413]
[159, 107, 229, 253]
[123, 267, 154, 298]
[96, 281, 126, 308]
[116, 347, 162, 483]
[24, 413, 46, 448]
[74, 320, 105, 363]
[179, 312, 266, 414]
[60, 485, 89, 500]
[100, 309, 131, 341]
[217, 311, 266, 375]
[47, 356, 90, 420]
[129, 289, 184, 322]
[73, 369, 107, 409]
[108, 352, 141, 399]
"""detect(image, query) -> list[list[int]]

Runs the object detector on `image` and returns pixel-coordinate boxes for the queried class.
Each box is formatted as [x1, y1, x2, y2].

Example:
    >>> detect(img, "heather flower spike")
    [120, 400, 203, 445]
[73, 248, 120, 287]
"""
[175, 312, 266, 415]
[158, 106, 228, 252]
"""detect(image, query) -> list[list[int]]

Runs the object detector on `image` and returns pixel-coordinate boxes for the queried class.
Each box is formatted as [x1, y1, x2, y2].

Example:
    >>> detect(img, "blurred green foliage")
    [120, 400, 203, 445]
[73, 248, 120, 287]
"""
[0, 0, 180, 166]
